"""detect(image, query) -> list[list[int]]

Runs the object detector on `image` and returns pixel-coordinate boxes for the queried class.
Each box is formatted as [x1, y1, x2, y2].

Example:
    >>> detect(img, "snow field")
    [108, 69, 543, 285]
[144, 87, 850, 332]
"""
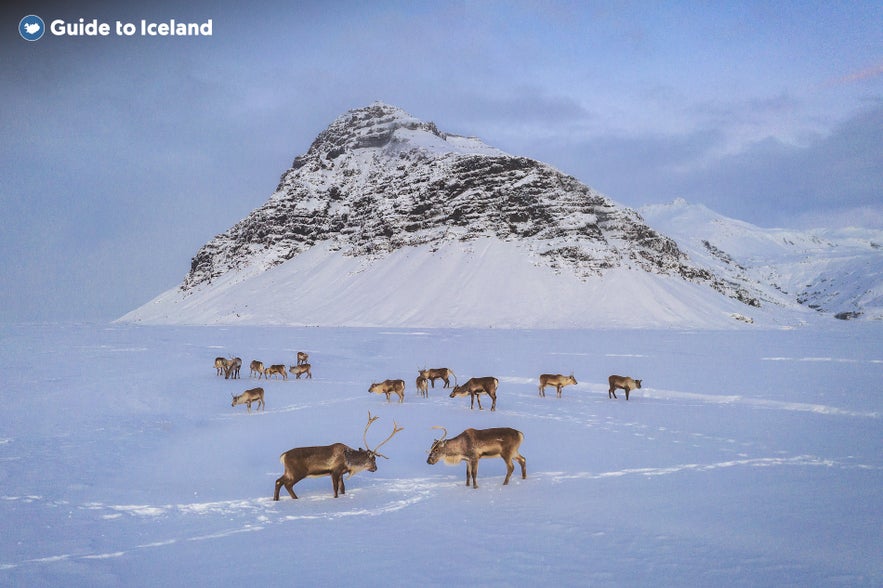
[0, 323, 880, 586]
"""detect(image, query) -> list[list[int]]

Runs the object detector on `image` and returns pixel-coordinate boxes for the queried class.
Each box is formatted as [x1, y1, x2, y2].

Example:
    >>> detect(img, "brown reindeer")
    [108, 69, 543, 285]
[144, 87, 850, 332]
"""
[231, 388, 264, 413]
[249, 360, 265, 379]
[427, 426, 526, 489]
[224, 357, 242, 380]
[214, 357, 229, 376]
[274, 412, 403, 500]
[449, 377, 498, 411]
[415, 375, 429, 398]
[538, 373, 577, 398]
[288, 363, 312, 379]
[368, 379, 405, 403]
[419, 367, 457, 389]
[264, 364, 287, 380]
[296, 351, 309, 366]
[608, 375, 642, 400]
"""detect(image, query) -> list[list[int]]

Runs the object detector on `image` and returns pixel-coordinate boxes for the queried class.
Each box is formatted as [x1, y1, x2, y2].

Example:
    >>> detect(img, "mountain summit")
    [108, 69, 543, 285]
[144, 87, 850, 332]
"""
[121, 103, 779, 328]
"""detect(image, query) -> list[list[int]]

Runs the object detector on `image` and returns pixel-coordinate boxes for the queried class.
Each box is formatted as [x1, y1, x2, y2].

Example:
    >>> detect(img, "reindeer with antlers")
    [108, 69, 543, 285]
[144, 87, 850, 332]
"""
[273, 412, 404, 500]
[426, 426, 526, 489]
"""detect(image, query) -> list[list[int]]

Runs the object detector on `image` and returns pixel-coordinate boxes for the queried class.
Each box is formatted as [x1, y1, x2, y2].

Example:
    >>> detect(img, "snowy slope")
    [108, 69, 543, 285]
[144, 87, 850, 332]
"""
[641, 198, 883, 320]
[1, 323, 881, 585]
[120, 238, 798, 328]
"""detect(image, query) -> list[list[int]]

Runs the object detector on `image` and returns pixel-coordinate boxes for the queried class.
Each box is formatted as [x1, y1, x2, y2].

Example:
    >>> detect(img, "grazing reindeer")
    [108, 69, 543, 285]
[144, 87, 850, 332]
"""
[296, 351, 309, 365]
[264, 364, 287, 380]
[608, 375, 642, 400]
[274, 412, 404, 500]
[249, 360, 265, 379]
[231, 388, 265, 413]
[416, 374, 429, 398]
[224, 357, 242, 380]
[214, 357, 229, 376]
[449, 377, 498, 411]
[368, 379, 405, 403]
[426, 426, 526, 489]
[538, 373, 577, 398]
[288, 363, 312, 379]
[419, 367, 457, 388]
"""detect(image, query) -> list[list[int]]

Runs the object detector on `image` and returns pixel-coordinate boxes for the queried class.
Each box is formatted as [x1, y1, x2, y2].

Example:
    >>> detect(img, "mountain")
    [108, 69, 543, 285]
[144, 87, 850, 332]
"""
[119, 103, 811, 329]
[641, 198, 883, 321]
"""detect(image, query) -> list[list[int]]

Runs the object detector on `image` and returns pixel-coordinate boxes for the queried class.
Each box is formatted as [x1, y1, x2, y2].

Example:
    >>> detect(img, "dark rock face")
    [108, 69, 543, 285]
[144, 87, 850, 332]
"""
[181, 103, 757, 306]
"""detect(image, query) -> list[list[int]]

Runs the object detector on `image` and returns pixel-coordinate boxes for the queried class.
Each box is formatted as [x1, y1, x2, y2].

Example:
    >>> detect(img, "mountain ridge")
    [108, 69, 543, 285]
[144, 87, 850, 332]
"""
[118, 103, 875, 328]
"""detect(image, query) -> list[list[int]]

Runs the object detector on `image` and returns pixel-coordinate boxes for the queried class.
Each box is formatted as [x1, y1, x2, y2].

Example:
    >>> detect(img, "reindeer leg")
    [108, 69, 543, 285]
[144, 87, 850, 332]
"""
[470, 459, 479, 489]
[503, 457, 514, 485]
[275, 476, 298, 500]
[273, 478, 283, 501]
[517, 454, 527, 479]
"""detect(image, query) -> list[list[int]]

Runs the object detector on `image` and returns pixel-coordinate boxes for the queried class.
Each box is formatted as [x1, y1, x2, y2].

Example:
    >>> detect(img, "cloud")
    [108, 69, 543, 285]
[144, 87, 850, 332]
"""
[825, 62, 883, 87]
[532, 101, 883, 229]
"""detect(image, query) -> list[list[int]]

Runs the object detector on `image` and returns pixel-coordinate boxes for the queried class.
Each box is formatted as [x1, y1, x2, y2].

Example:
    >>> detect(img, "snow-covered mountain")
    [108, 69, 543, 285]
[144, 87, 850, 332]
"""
[120, 103, 855, 328]
[641, 198, 883, 321]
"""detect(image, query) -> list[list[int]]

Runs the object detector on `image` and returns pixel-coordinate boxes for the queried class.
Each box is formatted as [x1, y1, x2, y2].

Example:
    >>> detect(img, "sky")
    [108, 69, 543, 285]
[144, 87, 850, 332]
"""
[1, 0, 881, 323]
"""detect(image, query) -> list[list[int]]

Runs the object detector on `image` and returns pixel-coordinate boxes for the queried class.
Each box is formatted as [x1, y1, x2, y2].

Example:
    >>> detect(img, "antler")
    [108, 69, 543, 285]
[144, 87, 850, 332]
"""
[432, 425, 448, 442]
[372, 419, 404, 459]
[363, 410, 381, 450]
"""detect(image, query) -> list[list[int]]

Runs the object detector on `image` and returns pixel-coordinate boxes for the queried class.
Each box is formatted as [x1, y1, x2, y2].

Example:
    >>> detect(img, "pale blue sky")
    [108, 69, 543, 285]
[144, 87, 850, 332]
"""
[1, 0, 881, 322]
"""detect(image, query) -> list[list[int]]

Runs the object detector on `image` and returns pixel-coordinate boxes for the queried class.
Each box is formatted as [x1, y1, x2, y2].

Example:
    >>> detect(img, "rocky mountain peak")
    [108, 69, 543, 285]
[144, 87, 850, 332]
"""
[290, 102, 446, 170]
[180, 104, 759, 309]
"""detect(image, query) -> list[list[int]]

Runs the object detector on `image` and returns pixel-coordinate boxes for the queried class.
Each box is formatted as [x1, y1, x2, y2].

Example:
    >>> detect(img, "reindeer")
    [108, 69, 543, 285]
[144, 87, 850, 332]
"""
[249, 360, 265, 379]
[296, 351, 309, 366]
[288, 363, 312, 379]
[449, 377, 498, 411]
[608, 375, 642, 400]
[538, 373, 577, 398]
[416, 374, 429, 398]
[214, 357, 229, 376]
[231, 387, 264, 413]
[419, 367, 457, 388]
[426, 426, 526, 489]
[264, 364, 288, 380]
[224, 357, 242, 380]
[368, 379, 405, 403]
[274, 412, 403, 500]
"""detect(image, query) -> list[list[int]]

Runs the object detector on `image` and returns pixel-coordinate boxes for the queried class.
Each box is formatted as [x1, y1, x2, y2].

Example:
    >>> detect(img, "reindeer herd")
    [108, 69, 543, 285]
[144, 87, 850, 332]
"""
[213, 352, 642, 500]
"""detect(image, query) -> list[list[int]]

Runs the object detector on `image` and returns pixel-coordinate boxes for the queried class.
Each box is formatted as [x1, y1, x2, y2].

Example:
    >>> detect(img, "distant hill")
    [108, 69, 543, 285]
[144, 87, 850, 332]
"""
[641, 198, 883, 321]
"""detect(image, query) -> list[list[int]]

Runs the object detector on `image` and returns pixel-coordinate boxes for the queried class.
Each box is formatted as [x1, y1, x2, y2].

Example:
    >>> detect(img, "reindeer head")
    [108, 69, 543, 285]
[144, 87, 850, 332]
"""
[449, 385, 467, 399]
[346, 411, 403, 476]
[426, 426, 448, 465]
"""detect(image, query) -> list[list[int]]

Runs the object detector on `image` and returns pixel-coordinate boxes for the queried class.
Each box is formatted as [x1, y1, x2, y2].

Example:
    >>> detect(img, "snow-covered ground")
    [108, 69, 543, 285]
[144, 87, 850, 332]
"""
[1, 322, 880, 585]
